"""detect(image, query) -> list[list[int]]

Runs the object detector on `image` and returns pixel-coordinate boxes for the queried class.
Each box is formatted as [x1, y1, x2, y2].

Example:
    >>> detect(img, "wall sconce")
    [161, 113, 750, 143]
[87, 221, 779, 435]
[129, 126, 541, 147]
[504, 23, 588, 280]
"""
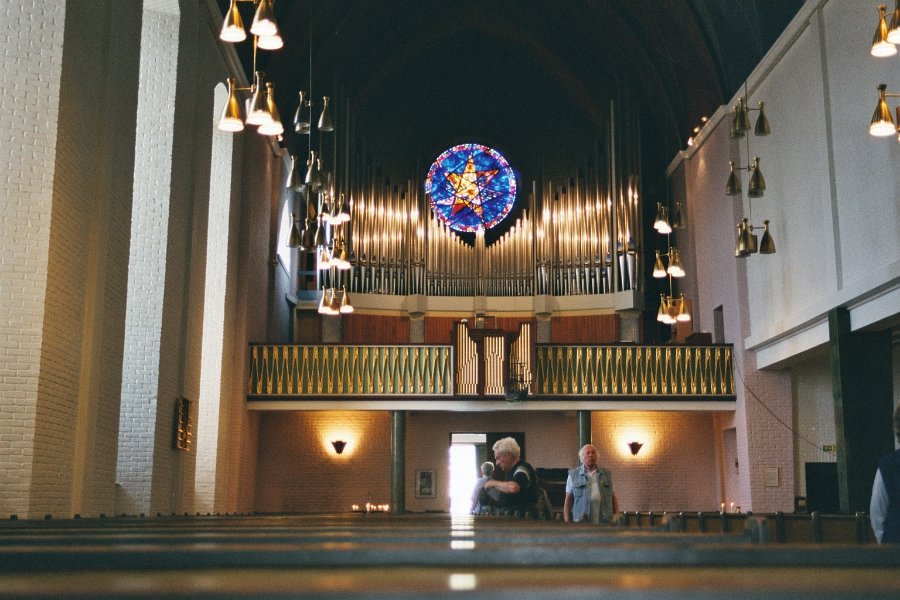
[628, 441, 643, 456]
[331, 440, 347, 455]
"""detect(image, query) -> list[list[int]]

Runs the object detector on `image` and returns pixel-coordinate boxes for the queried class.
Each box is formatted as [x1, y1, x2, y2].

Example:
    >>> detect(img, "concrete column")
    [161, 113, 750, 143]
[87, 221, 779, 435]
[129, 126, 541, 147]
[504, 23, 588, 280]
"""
[577, 410, 592, 449]
[391, 411, 406, 513]
[829, 308, 894, 513]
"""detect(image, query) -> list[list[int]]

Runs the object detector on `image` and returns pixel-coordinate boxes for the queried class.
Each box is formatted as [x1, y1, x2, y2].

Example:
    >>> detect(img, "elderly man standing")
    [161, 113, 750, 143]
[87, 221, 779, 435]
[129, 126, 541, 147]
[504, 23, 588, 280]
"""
[482, 437, 538, 514]
[564, 444, 615, 524]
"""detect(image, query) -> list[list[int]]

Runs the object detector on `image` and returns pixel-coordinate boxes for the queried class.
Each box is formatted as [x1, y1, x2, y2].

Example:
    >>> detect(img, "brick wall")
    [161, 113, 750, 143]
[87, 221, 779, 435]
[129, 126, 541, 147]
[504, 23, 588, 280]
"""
[253, 410, 730, 514]
[116, 4, 180, 516]
[0, 0, 144, 519]
[590, 411, 720, 512]
[0, 0, 65, 520]
[255, 411, 392, 512]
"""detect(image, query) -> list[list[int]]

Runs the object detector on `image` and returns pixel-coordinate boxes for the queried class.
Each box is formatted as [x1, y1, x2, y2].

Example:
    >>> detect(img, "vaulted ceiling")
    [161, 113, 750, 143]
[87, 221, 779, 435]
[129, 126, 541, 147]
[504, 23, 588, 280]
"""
[219, 0, 803, 185]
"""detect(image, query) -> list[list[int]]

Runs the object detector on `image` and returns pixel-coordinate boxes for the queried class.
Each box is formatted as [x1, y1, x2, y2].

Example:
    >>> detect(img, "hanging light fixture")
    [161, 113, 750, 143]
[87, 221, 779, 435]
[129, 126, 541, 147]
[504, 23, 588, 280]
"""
[293, 91, 311, 134]
[287, 213, 303, 248]
[339, 286, 354, 314]
[889, 0, 900, 44]
[653, 203, 672, 234]
[654, 176, 692, 327]
[216, 1, 284, 136]
[656, 294, 691, 325]
[726, 86, 777, 260]
[758, 220, 776, 255]
[869, 84, 900, 138]
[734, 218, 776, 258]
[318, 96, 335, 132]
[652, 248, 685, 279]
[257, 82, 284, 136]
[724, 97, 769, 197]
[747, 157, 766, 198]
[872, 2, 899, 57]
[220, 0, 247, 43]
[286, 155, 304, 190]
[218, 78, 245, 132]
[671, 202, 685, 229]
[305, 151, 322, 188]
[868, 4, 900, 142]
[249, 0, 278, 37]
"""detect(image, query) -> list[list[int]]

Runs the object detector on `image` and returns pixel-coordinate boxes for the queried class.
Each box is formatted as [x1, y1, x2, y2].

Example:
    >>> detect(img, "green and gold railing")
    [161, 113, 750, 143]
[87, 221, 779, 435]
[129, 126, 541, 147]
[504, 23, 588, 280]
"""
[247, 343, 734, 400]
[535, 344, 734, 398]
[248, 344, 454, 397]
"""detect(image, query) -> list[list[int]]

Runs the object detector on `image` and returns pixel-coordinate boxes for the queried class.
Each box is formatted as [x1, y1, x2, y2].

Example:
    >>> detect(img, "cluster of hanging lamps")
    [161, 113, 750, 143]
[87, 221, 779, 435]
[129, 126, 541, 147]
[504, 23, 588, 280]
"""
[726, 89, 777, 259]
[734, 218, 776, 258]
[653, 201, 684, 234]
[217, 1, 284, 135]
[317, 285, 354, 315]
[871, 1, 900, 58]
[657, 293, 691, 325]
[653, 182, 691, 325]
[868, 3, 900, 141]
[725, 97, 770, 198]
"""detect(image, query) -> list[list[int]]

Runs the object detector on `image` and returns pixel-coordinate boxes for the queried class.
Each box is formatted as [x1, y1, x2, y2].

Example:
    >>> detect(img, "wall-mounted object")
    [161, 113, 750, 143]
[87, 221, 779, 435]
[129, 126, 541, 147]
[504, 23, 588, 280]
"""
[173, 397, 192, 451]
[628, 441, 643, 456]
[331, 440, 347, 455]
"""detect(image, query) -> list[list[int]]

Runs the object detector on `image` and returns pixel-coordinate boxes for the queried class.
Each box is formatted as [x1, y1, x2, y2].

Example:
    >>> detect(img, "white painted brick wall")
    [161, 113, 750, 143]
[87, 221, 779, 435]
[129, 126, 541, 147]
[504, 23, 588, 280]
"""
[116, 6, 180, 516]
[0, 0, 66, 519]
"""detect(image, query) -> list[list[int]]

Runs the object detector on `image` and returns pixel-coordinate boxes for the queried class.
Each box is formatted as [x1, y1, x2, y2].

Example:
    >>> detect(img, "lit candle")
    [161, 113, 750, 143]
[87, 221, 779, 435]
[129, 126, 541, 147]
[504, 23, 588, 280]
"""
[720, 502, 725, 512]
[730, 502, 735, 513]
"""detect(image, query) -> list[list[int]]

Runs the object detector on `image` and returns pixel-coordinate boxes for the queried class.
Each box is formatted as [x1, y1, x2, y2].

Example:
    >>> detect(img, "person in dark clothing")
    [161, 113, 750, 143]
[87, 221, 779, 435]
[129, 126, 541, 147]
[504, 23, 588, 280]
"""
[870, 404, 900, 544]
[482, 437, 538, 514]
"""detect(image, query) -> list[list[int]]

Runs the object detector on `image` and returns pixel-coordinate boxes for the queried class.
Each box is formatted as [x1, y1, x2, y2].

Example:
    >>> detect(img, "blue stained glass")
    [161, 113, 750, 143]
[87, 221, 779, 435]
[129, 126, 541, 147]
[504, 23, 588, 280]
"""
[425, 143, 517, 232]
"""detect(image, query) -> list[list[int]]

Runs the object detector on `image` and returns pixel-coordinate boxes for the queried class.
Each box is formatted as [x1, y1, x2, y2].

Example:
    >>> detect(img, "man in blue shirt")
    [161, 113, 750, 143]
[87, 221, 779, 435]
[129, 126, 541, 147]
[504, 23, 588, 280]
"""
[564, 444, 615, 524]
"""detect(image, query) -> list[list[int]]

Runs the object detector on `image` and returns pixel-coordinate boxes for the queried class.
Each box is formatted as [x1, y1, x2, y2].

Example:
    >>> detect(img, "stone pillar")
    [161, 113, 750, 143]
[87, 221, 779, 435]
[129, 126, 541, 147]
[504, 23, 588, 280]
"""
[618, 310, 641, 343]
[828, 308, 894, 513]
[577, 411, 592, 449]
[409, 317, 425, 343]
[391, 411, 406, 513]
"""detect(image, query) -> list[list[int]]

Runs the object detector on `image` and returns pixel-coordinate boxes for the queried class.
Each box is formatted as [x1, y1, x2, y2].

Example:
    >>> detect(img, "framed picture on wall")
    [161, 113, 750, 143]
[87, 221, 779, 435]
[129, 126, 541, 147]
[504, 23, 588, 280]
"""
[415, 469, 436, 499]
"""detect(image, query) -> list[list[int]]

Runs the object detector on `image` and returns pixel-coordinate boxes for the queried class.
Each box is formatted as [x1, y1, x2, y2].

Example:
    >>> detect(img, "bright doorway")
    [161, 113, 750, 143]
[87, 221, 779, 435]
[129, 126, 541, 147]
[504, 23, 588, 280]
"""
[449, 433, 487, 515]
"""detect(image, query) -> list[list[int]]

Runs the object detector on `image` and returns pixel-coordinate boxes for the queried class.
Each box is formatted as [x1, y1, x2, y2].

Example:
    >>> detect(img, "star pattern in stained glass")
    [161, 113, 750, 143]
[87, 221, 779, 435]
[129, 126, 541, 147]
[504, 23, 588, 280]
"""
[425, 143, 517, 232]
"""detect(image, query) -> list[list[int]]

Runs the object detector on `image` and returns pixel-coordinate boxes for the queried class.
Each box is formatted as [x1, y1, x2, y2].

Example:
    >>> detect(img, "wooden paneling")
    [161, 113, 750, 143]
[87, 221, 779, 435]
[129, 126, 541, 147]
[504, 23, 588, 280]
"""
[493, 317, 534, 336]
[424, 317, 459, 344]
[550, 314, 619, 343]
[294, 310, 321, 344]
[343, 314, 410, 344]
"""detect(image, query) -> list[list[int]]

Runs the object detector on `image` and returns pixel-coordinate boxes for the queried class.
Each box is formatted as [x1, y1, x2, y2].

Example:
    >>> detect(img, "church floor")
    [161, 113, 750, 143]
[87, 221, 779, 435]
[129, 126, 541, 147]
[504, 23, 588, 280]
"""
[1, 513, 898, 599]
